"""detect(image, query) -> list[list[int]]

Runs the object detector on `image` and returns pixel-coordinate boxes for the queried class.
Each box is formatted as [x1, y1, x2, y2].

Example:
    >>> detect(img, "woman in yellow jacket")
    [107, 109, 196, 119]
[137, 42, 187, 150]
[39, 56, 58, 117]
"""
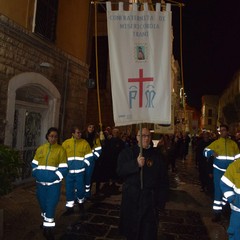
[32, 127, 68, 240]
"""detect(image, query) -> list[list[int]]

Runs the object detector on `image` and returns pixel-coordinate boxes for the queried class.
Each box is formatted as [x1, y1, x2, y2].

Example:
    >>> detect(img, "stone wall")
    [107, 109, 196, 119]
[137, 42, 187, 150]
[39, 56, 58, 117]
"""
[0, 14, 89, 143]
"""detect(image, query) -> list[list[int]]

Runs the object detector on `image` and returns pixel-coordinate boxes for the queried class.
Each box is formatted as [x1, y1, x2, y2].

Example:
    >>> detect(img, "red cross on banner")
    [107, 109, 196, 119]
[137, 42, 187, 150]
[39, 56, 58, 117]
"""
[128, 69, 153, 108]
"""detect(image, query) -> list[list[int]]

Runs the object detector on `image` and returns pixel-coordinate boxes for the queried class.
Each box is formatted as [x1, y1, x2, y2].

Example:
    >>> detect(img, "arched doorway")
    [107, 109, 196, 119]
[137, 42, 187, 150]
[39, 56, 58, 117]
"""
[5, 72, 61, 179]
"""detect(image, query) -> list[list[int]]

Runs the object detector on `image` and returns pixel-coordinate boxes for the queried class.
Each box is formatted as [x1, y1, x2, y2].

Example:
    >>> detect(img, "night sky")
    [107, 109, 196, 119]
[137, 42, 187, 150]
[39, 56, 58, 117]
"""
[171, 0, 240, 110]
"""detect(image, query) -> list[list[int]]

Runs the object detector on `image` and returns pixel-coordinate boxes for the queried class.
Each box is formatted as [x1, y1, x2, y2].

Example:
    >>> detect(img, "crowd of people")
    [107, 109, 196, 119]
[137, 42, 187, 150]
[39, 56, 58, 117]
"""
[31, 123, 240, 240]
[31, 124, 135, 240]
[155, 126, 240, 239]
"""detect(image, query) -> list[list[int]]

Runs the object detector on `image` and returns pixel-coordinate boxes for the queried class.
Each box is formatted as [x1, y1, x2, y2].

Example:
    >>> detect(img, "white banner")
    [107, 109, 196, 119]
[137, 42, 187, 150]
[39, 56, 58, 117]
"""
[154, 94, 175, 134]
[107, 2, 172, 126]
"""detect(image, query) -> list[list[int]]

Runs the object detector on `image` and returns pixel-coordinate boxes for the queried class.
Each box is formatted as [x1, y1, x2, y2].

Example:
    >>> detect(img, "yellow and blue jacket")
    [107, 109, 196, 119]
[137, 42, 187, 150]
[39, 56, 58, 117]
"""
[221, 160, 240, 212]
[92, 137, 102, 161]
[204, 137, 240, 172]
[62, 137, 93, 173]
[32, 142, 68, 185]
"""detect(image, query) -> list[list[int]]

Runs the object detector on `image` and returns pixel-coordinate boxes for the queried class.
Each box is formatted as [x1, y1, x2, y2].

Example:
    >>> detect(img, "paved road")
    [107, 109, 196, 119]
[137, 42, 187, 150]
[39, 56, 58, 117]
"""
[0, 149, 229, 240]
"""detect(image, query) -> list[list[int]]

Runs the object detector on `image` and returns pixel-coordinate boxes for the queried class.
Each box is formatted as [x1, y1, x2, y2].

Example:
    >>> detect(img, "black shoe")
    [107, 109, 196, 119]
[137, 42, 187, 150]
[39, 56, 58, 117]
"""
[212, 213, 221, 222]
[78, 203, 84, 210]
[43, 227, 55, 240]
[78, 203, 87, 220]
[62, 207, 74, 216]
[85, 196, 92, 202]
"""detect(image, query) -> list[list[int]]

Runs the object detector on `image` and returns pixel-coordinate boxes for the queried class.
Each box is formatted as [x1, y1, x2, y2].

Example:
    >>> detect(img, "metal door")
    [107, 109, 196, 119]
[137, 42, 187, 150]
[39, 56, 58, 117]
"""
[13, 108, 44, 179]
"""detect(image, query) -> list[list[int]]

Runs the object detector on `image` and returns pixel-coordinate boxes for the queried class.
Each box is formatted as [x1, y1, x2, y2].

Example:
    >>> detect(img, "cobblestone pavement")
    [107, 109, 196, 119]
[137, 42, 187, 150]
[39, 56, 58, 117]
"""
[0, 149, 229, 240]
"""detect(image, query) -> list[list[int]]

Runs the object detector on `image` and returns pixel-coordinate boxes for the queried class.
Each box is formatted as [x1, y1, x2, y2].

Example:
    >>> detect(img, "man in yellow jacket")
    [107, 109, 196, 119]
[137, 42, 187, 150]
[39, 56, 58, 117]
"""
[62, 126, 93, 216]
[204, 124, 240, 222]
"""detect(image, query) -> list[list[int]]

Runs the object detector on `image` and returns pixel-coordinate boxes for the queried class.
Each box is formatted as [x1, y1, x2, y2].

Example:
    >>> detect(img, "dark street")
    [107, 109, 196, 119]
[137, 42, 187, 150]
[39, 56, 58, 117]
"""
[0, 148, 229, 240]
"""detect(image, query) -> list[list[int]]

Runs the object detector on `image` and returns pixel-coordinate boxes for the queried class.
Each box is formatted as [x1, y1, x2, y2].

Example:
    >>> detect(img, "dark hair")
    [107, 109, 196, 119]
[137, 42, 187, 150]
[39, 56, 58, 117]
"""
[70, 126, 81, 134]
[159, 134, 164, 139]
[45, 127, 59, 140]
[220, 124, 229, 131]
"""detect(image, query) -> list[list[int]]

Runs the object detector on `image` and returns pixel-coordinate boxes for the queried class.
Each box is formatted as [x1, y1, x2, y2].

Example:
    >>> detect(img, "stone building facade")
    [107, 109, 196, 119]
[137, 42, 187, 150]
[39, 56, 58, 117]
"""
[200, 95, 219, 133]
[218, 71, 240, 133]
[0, 15, 89, 178]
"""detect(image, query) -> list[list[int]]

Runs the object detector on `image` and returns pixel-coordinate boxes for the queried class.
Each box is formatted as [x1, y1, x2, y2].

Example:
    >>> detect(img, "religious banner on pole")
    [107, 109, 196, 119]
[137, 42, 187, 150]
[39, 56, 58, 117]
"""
[106, 2, 172, 126]
[154, 93, 175, 134]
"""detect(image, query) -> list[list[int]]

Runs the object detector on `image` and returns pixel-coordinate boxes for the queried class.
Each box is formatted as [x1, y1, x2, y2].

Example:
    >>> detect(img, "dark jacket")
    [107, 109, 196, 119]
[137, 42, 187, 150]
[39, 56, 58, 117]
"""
[117, 145, 169, 240]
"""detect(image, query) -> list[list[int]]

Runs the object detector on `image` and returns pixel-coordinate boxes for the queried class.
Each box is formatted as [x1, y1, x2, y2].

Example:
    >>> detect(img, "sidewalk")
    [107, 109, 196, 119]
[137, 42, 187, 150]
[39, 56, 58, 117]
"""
[0, 151, 229, 240]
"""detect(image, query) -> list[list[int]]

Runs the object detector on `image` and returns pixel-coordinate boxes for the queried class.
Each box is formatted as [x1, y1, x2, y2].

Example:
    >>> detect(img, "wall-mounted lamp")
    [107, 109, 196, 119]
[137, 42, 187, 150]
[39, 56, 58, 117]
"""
[86, 78, 96, 89]
[39, 62, 54, 68]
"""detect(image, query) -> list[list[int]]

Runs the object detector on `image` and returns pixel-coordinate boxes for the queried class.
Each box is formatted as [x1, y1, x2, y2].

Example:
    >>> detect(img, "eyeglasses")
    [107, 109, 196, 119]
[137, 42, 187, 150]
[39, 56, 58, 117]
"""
[137, 134, 151, 138]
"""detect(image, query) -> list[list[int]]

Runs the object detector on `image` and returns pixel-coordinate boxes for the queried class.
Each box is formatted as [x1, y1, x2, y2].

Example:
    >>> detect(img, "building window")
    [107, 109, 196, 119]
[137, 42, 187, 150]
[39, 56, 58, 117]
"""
[208, 118, 212, 125]
[208, 109, 213, 117]
[34, 0, 58, 42]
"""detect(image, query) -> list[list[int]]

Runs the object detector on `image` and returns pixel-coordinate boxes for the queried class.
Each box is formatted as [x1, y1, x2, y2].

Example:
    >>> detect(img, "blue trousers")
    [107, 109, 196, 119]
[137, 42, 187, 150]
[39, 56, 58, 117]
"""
[213, 168, 225, 213]
[227, 210, 240, 240]
[85, 159, 95, 198]
[36, 182, 61, 226]
[65, 172, 85, 205]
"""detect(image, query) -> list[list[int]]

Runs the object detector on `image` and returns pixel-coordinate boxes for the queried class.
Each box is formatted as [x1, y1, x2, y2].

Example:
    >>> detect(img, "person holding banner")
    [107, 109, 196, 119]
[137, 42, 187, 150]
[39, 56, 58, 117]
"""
[117, 128, 169, 240]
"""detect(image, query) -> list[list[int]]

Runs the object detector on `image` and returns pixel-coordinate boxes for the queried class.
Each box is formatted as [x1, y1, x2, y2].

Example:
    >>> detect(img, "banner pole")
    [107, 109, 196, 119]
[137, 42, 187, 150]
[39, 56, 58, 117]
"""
[94, 1, 104, 140]
[139, 123, 143, 189]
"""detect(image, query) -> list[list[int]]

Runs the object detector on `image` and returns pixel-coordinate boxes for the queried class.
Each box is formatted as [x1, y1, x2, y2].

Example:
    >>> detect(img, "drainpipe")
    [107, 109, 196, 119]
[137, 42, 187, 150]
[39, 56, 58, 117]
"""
[60, 59, 69, 142]
[0, 209, 3, 239]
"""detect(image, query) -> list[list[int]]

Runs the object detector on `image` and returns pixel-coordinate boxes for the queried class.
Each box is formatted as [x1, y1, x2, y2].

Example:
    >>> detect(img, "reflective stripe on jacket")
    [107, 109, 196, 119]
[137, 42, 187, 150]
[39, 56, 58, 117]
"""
[32, 142, 68, 185]
[62, 137, 93, 170]
[203, 137, 240, 171]
[92, 137, 102, 160]
[220, 160, 240, 212]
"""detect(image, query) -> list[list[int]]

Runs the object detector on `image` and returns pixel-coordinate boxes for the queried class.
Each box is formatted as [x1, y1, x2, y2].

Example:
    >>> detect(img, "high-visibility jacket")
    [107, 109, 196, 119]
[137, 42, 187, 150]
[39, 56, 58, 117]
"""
[62, 137, 93, 172]
[32, 142, 68, 185]
[204, 137, 240, 172]
[91, 137, 102, 160]
[221, 160, 240, 212]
